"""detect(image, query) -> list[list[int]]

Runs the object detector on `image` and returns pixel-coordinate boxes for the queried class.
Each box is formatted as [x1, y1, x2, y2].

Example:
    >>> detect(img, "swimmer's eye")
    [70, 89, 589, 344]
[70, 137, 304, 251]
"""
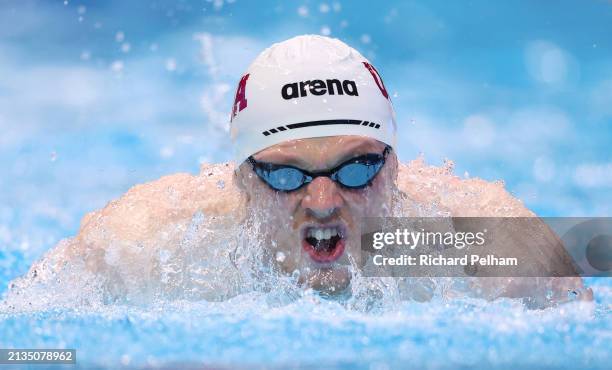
[247, 145, 391, 192]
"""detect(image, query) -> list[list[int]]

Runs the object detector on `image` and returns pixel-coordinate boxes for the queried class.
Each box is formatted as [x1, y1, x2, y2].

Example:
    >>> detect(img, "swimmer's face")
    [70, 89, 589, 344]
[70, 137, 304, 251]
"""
[236, 136, 397, 294]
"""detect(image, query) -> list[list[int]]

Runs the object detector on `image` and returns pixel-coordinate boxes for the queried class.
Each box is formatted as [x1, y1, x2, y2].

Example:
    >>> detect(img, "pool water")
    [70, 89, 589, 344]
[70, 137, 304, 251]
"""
[2, 1, 612, 368]
[1, 162, 611, 369]
[1, 269, 610, 369]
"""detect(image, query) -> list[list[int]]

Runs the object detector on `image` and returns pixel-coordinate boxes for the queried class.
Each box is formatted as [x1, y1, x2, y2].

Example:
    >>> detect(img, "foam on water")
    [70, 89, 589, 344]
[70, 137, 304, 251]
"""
[0, 287, 609, 369]
[0, 160, 609, 368]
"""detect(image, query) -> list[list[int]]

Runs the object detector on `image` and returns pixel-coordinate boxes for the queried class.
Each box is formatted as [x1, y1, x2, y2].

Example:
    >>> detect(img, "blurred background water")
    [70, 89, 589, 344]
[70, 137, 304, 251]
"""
[0, 1, 611, 368]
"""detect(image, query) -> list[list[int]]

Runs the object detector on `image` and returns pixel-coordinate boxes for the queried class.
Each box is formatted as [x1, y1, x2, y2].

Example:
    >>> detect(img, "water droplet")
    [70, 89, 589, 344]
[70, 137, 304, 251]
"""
[216, 180, 225, 189]
[110, 60, 124, 72]
[291, 269, 300, 281]
[275, 251, 286, 262]
[159, 249, 171, 263]
[165, 58, 177, 72]
[297, 5, 308, 17]
[160, 146, 174, 158]
[442, 159, 455, 173]
[546, 290, 554, 299]
[121, 354, 131, 366]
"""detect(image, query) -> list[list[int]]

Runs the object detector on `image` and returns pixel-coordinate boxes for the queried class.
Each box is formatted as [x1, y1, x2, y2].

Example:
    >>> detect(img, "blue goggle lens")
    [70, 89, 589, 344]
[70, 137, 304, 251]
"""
[259, 167, 306, 191]
[335, 161, 384, 188]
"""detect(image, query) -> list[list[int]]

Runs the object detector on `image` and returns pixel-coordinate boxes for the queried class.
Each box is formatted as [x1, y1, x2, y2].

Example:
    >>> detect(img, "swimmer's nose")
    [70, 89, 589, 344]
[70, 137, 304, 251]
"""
[301, 176, 343, 219]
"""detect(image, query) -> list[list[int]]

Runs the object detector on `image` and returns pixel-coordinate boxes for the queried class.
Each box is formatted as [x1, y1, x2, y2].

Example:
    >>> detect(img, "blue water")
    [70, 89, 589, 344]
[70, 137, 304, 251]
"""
[1, 262, 610, 369]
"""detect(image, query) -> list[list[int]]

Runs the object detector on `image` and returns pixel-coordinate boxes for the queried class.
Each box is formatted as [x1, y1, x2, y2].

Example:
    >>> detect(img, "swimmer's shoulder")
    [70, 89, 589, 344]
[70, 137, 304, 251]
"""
[77, 162, 245, 243]
[397, 159, 534, 217]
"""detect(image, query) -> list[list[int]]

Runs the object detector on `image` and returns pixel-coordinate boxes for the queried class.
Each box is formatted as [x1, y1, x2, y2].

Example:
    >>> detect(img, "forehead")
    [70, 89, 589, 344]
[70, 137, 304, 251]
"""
[253, 135, 387, 169]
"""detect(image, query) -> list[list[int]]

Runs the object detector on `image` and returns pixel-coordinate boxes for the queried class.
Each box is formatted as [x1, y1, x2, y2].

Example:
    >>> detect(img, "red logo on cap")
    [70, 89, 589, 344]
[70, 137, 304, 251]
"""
[231, 73, 250, 121]
[363, 62, 389, 99]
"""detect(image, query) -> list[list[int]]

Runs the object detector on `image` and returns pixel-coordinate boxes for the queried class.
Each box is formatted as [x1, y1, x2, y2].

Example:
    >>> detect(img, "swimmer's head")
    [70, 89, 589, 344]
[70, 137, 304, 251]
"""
[230, 35, 397, 294]
[229, 34, 396, 164]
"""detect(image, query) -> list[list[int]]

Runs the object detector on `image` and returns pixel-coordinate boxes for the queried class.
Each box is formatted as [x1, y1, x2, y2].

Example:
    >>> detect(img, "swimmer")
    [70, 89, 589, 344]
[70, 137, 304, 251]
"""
[230, 35, 399, 293]
[229, 35, 591, 303]
[8, 35, 591, 308]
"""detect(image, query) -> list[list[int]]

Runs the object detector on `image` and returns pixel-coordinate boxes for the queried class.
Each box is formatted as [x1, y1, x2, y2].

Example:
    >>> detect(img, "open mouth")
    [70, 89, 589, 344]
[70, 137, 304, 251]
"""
[301, 224, 346, 264]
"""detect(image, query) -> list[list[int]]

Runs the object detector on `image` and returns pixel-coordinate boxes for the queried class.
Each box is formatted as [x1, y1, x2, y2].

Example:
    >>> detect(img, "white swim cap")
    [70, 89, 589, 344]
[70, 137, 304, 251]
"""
[229, 34, 397, 164]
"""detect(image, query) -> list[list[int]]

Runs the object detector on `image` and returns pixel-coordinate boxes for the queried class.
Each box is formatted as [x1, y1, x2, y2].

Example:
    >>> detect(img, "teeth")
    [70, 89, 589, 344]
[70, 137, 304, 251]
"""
[315, 229, 324, 240]
[307, 227, 339, 240]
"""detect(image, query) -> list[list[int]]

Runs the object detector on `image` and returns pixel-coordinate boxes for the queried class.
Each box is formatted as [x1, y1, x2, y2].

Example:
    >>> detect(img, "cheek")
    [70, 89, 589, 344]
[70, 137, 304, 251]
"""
[353, 182, 386, 200]
[247, 177, 295, 209]
[268, 193, 301, 220]
[247, 190, 302, 272]
[248, 185, 301, 234]
[342, 173, 394, 215]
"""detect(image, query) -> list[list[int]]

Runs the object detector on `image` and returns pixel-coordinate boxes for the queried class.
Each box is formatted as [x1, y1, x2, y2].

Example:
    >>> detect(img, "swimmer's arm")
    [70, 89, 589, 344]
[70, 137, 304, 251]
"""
[47, 164, 243, 267]
[470, 217, 593, 306]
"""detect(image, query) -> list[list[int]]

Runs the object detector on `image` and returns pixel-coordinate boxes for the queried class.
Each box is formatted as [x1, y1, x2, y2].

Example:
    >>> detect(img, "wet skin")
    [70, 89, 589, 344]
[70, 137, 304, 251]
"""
[236, 135, 398, 294]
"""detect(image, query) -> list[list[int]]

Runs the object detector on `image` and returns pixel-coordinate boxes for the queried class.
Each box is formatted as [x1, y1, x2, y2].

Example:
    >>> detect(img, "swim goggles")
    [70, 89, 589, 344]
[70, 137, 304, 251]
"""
[247, 145, 392, 192]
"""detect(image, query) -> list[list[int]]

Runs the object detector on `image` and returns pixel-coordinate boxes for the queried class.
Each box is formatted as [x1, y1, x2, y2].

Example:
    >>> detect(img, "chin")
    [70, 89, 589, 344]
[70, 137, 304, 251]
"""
[300, 265, 352, 295]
